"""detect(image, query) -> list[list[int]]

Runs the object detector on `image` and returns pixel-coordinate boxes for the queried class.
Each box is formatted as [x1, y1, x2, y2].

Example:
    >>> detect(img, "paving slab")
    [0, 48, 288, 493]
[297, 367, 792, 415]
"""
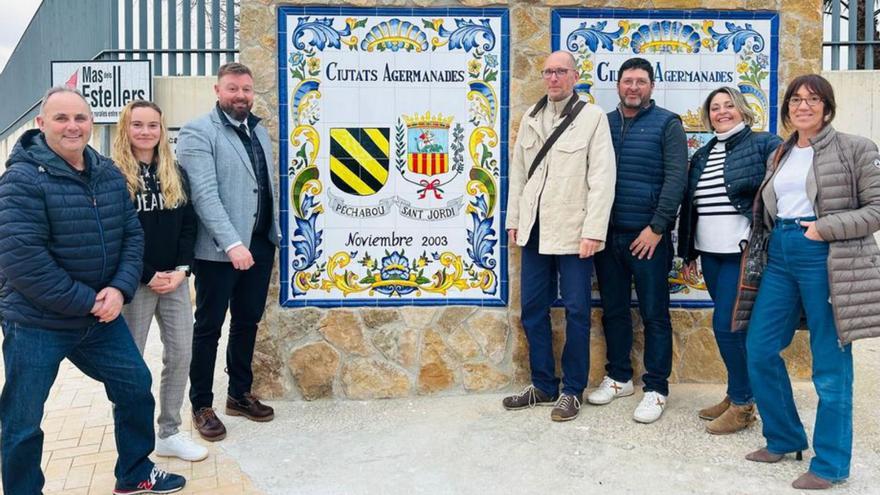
[219, 338, 880, 495]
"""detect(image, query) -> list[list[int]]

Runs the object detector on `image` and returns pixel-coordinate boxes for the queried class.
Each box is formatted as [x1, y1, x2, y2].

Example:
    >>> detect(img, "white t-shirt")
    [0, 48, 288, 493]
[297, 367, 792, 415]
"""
[773, 145, 815, 219]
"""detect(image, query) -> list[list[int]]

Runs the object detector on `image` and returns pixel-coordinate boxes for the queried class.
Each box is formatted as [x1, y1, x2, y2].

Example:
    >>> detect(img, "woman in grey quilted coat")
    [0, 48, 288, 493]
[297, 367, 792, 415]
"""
[736, 74, 880, 490]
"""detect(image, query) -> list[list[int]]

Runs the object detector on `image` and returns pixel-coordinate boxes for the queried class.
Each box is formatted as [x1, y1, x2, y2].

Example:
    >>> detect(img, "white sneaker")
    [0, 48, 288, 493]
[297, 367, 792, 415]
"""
[633, 391, 667, 424]
[587, 376, 634, 405]
[155, 432, 209, 462]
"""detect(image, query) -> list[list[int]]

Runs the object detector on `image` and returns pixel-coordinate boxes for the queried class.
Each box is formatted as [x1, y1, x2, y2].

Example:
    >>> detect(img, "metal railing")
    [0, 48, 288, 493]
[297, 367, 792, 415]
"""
[824, 0, 880, 69]
[113, 0, 239, 76]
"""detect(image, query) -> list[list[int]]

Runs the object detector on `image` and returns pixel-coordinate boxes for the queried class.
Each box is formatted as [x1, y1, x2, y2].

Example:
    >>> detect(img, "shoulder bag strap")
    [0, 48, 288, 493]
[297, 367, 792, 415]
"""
[527, 99, 587, 180]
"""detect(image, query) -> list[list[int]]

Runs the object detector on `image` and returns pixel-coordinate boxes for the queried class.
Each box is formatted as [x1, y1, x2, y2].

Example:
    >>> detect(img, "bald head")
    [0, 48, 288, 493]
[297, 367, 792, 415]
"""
[547, 50, 577, 70]
[542, 51, 579, 101]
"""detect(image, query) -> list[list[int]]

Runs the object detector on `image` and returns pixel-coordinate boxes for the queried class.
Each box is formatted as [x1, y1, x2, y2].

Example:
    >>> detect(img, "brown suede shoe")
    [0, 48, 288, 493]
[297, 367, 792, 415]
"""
[706, 403, 756, 435]
[226, 393, 275, 422]
[698, 396, 731, 421]
[502, 385, 557, 410]
[550, 394, 581, 422]
[745, 447, 803, 463]
[792, 472, 833, 490]
[192, 407, 227, 442]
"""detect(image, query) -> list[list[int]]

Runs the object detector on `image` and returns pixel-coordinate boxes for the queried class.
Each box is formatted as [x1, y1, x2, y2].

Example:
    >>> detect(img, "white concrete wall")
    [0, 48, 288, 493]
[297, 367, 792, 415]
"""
[152, 76, 216, 128]
[0, 76, 215, 171]
[822, 70, 880, 145]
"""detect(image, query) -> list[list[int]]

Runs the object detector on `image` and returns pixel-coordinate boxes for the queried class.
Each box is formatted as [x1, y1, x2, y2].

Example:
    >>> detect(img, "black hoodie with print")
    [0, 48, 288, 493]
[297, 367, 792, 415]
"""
[134, 162, 197, 284]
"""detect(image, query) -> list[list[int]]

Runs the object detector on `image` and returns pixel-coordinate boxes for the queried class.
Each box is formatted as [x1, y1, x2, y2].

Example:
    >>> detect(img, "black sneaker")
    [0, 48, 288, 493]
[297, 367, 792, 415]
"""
[502, 385, 557, 410]
[113, 466, 186, 494]
[550, 393, 582, 422]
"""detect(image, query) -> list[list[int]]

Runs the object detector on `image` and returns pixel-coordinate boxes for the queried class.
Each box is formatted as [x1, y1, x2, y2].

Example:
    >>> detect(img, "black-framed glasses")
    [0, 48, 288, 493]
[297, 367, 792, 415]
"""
[788, 95, 823, 108]
[541, 68, 571, 79]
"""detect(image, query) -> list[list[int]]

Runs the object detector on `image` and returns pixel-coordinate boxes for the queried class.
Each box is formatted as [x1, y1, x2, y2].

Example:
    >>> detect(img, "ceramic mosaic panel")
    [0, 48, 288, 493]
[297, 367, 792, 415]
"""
[278, 7, 509, 307]
[554, 9, 779, 305]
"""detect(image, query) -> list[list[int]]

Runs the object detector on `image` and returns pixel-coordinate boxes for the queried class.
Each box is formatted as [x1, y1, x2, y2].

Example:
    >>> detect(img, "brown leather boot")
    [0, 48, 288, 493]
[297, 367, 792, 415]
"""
[792, 472, 833, 490]
[745, 447, 803, 463]
[226, 393, 275, 422]
[192, 407, 227, 442]
[698, 396, 730, 420]
[706, 403, 756, 434]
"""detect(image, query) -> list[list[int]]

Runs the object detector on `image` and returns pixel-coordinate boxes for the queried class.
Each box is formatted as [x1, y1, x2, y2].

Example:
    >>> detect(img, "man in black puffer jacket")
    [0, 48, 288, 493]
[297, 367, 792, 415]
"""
[0, 88, 185, 495]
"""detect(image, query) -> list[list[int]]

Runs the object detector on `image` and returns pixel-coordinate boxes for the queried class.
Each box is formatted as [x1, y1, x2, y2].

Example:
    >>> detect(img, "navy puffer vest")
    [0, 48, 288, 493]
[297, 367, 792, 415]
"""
[607, 103, 679, 232]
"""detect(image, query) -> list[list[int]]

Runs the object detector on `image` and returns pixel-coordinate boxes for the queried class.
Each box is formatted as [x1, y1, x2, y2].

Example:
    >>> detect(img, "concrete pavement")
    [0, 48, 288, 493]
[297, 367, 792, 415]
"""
[1, 326, 878, 494]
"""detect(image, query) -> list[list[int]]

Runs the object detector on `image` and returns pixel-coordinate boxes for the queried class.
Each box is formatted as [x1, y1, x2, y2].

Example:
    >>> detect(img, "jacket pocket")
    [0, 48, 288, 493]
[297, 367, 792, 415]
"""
[554, 138, 587, 164]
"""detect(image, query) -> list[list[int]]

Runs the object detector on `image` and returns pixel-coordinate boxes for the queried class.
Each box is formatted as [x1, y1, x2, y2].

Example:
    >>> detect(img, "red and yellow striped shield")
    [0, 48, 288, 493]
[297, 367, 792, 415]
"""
[407, 153, 448, 176]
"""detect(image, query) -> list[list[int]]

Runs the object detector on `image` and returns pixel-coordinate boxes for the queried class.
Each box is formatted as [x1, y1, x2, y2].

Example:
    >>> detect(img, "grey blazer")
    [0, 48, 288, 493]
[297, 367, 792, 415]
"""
[177, 108, 281, 262]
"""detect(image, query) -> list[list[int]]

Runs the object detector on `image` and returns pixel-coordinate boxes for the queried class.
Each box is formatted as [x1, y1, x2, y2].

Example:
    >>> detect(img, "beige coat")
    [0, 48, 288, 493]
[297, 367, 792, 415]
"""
[506, 98, 616, 255]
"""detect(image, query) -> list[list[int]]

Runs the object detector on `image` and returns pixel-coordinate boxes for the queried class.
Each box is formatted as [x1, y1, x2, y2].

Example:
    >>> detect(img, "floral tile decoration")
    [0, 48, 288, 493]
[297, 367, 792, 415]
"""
[278, 7, 509, 307]
[554, 9, 779, 306]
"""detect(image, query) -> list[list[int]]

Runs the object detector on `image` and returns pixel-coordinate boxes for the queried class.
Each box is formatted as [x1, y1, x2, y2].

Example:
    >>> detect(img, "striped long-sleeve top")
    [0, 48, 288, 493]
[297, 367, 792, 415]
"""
[693, 137, 752, 254]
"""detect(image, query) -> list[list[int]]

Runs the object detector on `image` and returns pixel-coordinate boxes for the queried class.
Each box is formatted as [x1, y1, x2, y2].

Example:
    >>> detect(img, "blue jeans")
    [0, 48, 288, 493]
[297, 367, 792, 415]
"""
[700, 252, 753, 405]
[594, 229, 673, 395]
[0, 318, 156, 494]
[520, 234, 593, 397]
[747, 220, 853, 482]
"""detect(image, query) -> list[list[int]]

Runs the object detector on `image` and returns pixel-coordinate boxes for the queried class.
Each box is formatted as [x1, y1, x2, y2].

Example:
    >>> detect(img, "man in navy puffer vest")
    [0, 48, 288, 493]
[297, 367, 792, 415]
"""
[588, 58, 688, 424]
[0, 88, 185, 494]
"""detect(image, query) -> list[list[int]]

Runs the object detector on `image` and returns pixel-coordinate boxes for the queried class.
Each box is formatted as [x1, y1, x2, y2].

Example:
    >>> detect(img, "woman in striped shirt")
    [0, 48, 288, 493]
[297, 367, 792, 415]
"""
[677, 87, 782, 434]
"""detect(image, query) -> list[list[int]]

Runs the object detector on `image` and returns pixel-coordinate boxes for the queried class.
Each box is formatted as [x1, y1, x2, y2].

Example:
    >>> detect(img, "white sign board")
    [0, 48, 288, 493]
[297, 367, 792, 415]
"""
[51, 60, 152, 124]
[554, 9, 779, 306]
[278, 7, 509, 307]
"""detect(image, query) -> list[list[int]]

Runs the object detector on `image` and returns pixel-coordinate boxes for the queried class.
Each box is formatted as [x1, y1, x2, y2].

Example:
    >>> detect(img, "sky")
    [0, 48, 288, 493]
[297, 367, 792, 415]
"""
[0, 0, 42, 73]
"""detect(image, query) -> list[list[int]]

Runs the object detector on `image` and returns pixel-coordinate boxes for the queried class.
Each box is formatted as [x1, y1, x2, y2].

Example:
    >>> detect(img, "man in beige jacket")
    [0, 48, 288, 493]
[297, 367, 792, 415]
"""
[502, 51, 616, 421]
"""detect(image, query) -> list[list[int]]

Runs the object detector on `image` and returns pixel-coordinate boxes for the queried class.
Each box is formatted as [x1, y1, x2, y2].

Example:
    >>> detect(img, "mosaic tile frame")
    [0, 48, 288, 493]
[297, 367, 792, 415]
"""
[277, 6, 510, 308]
[553, 8, 780, 307]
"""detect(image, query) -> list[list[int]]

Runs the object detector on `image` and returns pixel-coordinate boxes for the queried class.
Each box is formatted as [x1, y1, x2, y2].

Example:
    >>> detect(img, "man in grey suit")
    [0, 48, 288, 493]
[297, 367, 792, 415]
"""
[177, 62, 281, 441]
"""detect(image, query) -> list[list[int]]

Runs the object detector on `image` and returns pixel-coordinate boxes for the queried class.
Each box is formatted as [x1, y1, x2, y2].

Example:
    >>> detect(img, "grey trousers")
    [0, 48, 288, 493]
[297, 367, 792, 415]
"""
[122, 281, 193, 439]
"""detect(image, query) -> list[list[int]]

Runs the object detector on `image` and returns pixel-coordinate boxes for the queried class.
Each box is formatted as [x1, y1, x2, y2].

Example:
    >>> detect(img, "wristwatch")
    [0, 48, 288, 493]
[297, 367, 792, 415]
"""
[175, 265, 191, 277]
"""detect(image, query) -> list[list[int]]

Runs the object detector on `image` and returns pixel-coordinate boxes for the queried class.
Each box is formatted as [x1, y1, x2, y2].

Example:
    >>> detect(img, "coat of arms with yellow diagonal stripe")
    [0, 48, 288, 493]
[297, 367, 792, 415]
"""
[329, 127, 390, 196]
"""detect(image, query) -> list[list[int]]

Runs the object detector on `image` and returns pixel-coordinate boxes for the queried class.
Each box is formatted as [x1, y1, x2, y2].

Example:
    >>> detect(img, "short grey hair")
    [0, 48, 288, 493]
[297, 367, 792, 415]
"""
[39, 86, 91, 116]
[701, 86, 755, 131]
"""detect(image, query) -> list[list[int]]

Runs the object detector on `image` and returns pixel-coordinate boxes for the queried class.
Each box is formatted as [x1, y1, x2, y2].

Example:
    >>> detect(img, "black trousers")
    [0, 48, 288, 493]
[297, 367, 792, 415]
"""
[189, 234, 275, 410]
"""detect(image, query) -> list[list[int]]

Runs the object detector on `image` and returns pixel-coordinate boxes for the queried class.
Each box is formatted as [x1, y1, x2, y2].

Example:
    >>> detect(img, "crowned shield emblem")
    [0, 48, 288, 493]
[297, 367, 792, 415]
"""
[405, 113, 452, 177]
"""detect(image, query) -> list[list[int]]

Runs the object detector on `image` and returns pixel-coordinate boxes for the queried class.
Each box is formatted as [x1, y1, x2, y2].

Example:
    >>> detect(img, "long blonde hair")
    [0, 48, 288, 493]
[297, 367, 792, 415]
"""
[112, 100, 186, 208]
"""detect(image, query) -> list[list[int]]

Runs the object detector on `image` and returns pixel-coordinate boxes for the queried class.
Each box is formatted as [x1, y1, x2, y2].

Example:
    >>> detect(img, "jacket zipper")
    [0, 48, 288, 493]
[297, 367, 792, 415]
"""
[528, 116, 553, 243]
[89, 185, 108, 282]
[43, 165, 109, 282]
[608, 108, 634, 231]
[810, 143, 846, 348]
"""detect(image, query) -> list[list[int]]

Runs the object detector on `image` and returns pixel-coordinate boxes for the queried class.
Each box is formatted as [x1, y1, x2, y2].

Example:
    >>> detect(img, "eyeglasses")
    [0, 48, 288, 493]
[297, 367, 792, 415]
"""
[541, 68, 571, 79]
[788, 95, 823, 108]
[620, 78, 650, 88]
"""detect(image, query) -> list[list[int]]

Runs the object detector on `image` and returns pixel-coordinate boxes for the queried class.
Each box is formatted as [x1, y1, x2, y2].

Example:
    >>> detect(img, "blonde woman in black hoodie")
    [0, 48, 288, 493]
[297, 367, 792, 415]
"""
[112, 100, 206, 462]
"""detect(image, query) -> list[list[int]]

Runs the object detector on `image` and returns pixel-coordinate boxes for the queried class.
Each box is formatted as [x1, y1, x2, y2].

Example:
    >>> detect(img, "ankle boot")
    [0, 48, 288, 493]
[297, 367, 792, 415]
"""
[745, 447, 803, 463]
[698, 396, 731, 421]
[706, 402, 756, 434]
[792, 472, 833, 490]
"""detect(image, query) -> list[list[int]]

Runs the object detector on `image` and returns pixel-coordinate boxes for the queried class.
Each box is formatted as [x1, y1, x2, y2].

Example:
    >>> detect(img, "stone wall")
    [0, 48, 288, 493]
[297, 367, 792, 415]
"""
[241, 0, 820, 400]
